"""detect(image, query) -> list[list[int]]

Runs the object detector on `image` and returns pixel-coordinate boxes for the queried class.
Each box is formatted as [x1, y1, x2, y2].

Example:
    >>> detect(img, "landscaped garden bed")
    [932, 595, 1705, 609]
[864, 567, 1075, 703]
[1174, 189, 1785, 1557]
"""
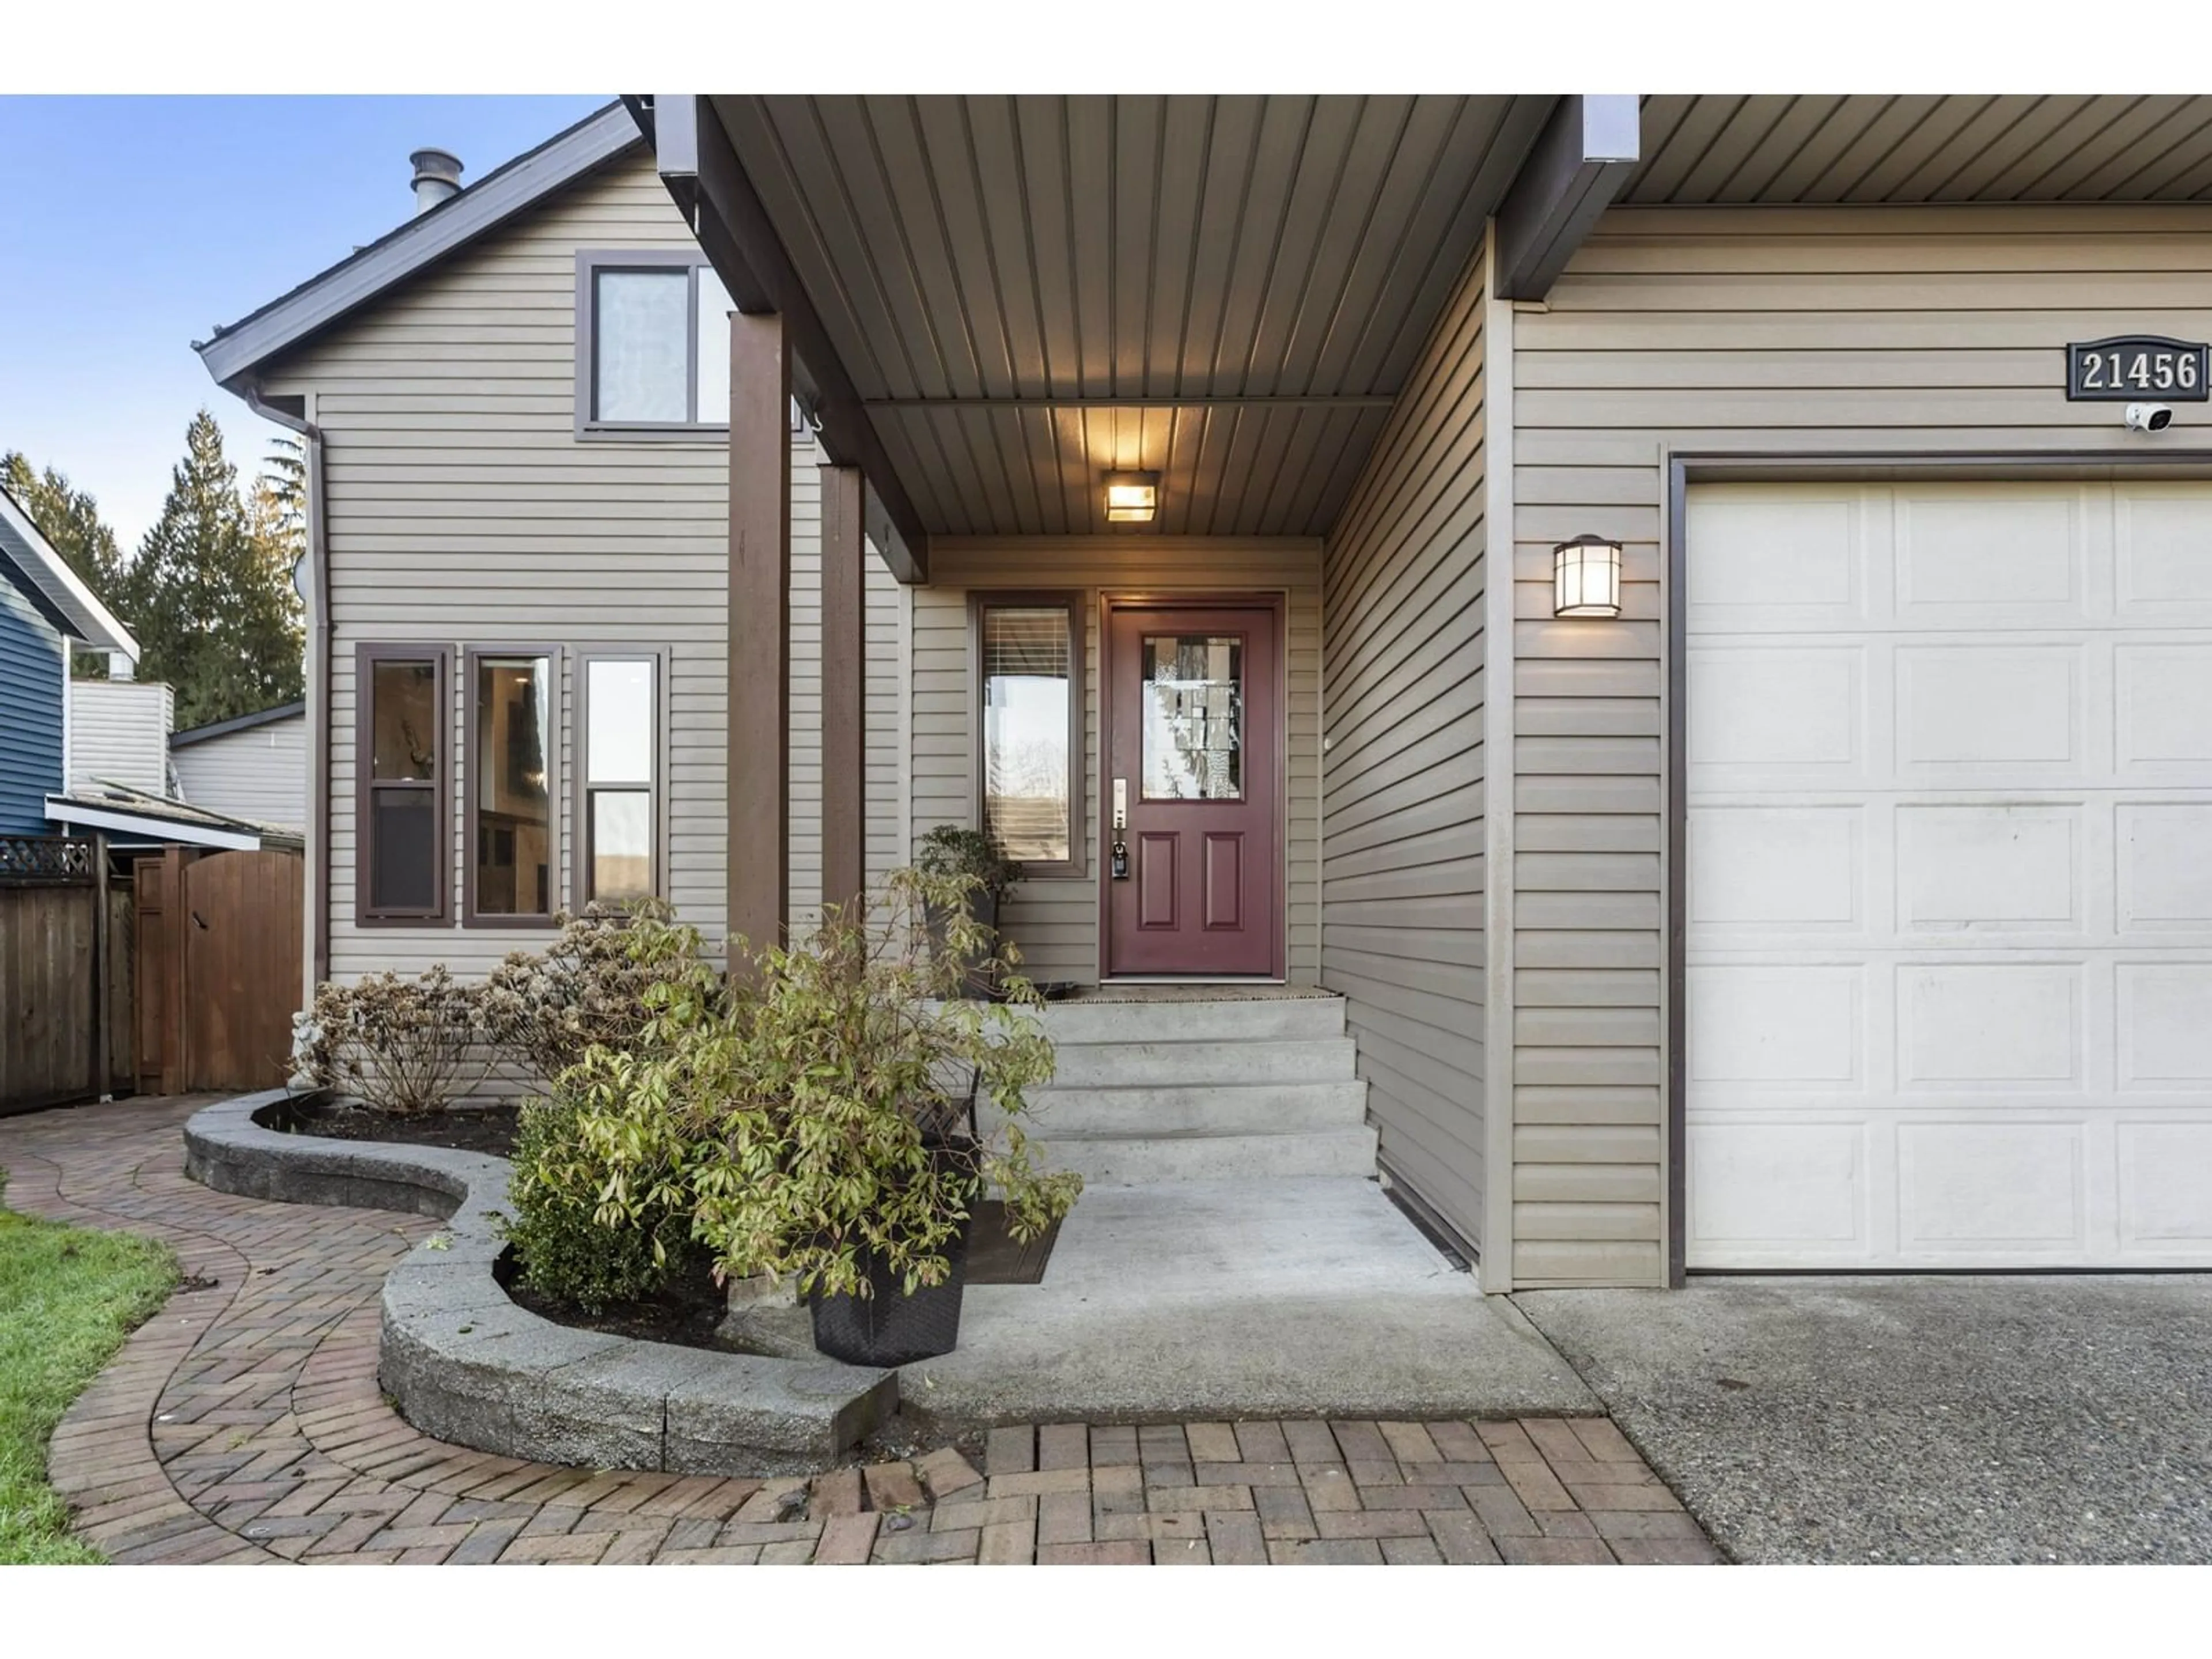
[263, 1093, 521, 1156]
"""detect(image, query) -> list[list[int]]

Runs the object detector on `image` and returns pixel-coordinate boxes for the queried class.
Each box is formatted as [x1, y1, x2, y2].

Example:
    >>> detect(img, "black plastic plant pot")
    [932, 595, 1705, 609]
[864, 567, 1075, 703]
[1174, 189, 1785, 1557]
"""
[808, 1212, 974, 1368]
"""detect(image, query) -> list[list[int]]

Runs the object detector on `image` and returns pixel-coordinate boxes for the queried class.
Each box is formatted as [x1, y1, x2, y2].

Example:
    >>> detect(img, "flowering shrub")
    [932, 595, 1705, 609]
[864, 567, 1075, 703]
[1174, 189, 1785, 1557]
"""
[480, 900, 714, 1085]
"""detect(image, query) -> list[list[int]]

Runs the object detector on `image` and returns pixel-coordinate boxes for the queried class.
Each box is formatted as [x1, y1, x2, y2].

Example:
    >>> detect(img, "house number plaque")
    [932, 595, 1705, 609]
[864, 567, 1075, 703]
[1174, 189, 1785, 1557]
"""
[2066, 335, 2208, 401]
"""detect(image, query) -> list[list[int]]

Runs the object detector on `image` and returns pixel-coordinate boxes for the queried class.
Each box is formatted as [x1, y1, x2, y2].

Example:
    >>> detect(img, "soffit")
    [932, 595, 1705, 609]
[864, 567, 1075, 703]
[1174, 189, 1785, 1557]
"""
[709, 94, 1552, 538]
[1623, 95, 2212, 205]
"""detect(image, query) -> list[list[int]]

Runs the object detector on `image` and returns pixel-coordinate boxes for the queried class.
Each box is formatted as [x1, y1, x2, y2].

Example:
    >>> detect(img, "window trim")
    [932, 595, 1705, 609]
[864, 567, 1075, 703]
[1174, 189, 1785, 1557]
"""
[461, 644, 563, 930]
[971, 592, 1086, 880]
[573, 248, 728, 440]
[574, 647, 671, 906]
[355, 642, 453, 927]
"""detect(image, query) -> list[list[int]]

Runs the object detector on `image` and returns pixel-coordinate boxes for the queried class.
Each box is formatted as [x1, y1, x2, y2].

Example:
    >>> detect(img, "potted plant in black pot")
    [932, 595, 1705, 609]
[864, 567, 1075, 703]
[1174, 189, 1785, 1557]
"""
[915, 824, 1022, 998]
[551, 865, 1080, 1367]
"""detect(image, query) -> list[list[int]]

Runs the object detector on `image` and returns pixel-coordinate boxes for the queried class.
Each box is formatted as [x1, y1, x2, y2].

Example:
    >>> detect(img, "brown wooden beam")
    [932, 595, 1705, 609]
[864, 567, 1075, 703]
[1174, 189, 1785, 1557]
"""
[728, 310, 791, 970]
[654, 94, 930, 584]
[819, 463, 866, 918]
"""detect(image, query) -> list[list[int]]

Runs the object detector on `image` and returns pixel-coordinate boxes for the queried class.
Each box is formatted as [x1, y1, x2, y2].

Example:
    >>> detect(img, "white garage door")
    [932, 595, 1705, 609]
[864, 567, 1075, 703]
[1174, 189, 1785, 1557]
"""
[1686, 480, 2212, 1269]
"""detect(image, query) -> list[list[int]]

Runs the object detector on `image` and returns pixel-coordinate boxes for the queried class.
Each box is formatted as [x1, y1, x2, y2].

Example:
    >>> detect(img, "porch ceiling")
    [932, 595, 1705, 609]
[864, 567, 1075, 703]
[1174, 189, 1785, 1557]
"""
[706, 94, 1554, 539]
[1624, 95, 2212, 205]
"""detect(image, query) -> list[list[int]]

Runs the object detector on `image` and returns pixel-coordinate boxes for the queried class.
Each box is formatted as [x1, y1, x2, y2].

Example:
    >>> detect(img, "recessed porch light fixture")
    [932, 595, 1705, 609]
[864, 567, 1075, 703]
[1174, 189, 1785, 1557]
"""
[1104, 471, 1160, 524]
[1552, 533, 1623, 618]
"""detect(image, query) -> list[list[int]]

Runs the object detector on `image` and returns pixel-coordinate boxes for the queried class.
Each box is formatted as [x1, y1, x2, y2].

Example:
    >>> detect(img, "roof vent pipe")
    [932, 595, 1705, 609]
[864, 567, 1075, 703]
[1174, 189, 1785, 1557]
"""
[409, 148, 463, 214]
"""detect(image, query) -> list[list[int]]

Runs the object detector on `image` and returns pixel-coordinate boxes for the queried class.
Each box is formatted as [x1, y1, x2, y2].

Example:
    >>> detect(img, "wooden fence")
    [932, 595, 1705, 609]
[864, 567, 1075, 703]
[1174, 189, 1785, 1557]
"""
[0, 834, 105, 1115]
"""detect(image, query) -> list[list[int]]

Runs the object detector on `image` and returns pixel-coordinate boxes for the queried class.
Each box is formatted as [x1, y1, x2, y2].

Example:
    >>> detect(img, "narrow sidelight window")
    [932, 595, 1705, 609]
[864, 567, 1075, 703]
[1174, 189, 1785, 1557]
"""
[359, 645, 452, 922]
[978, 600, 1080, 871]
[465, 650, 557, 925]
[579, 653, 660, 903]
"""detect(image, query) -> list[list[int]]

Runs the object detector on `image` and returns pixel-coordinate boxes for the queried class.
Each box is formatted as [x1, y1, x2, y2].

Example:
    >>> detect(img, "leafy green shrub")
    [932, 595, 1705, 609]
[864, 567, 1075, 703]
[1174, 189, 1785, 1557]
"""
[296, 967, 488, 1116]
[499, 1094, 703, 1313]
[527, 866, 1080, 1308]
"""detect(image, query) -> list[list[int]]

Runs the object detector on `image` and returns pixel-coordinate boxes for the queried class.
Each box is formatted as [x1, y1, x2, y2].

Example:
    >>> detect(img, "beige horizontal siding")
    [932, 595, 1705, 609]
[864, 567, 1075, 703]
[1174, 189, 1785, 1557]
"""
[171, 716, 306, 829]
[1318, 232, 1489, 1251]
[262, 147, 903, 997]
[911, 539, 1322, 987]
[1504, 199, 2212, 1289]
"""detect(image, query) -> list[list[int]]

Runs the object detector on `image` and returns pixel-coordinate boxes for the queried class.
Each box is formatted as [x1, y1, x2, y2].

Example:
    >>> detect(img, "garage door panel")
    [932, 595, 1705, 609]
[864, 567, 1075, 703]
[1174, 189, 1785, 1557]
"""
[1896, 644, 2081, 775]
[1897, 963, 2082, 1090]
[1685, 488, 1866, 630]
[1897, 803, 2081, 931]
[2116, 490, 2212, 620]
[1691, 964, 1862, 1084]
[2114, 643, 2212, 775]
[1688, 1122, 1868, 1255]
[1689, 646, 1863, 781]
[1686, 480, 2212, 1270]
[1895, 488, 2089, 624]
[2116, 964, 2212, 1088]
[2117, 1123, 2212, 1251]
[2116, 804, 2212, 930]
[1691, 805, 1862, 927]
[1897, 1122, 2087, 1253]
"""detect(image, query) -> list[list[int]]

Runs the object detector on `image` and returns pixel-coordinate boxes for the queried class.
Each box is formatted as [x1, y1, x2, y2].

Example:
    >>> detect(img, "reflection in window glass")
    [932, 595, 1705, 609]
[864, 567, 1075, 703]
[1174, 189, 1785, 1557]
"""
[587, 660, 654, 783]
[584, 657, 657, 902]
[981, 607, 1071, 862]
[694, 267, 734, 422]
[370, 790, 437, 912]
[473, 657, 552, 916]
[594, 269, 689, 422]
[370, 660, 438, 781]
[1142, 635, 1243, 801]
[590, 791, 653, 903]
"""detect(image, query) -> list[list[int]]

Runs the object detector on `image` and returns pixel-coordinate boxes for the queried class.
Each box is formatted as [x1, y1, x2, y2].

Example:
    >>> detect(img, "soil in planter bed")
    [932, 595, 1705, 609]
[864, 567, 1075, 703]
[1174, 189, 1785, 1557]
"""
[495, 1247, 732, 1351]
[265, 1095, 522, 1157]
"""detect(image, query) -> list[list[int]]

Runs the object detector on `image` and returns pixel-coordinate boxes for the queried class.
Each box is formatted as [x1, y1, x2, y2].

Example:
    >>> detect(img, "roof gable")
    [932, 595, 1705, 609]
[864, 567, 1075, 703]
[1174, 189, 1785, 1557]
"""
[197, 101, 645, 390]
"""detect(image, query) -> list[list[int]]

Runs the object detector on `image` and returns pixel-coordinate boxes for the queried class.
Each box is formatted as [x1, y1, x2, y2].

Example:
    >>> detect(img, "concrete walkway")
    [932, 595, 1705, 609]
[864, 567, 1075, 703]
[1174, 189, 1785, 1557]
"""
[1518, 1277, 2212, 1564]
[1, 1097, 1714, 1566]
[914, 1179, 1595, 1423]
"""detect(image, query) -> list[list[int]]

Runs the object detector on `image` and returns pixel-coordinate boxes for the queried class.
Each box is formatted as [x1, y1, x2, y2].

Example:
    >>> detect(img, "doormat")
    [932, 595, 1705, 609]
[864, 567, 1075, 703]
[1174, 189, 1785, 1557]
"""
[966, 1202, 1062, 1285]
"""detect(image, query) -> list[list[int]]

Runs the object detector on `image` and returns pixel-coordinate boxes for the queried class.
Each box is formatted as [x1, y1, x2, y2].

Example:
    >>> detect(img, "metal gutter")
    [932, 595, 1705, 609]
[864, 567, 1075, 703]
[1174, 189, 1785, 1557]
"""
[239, 382, 331, 992]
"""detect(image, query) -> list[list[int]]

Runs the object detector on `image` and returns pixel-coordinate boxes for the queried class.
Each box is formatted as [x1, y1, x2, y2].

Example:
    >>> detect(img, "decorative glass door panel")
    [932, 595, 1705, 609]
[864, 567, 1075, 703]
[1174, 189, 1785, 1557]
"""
[1141, 636, 1244, 801]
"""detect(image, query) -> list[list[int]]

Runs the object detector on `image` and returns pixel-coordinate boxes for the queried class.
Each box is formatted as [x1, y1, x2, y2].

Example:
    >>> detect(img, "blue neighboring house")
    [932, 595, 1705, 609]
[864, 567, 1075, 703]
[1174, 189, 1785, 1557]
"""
[0, 483, 138, 835]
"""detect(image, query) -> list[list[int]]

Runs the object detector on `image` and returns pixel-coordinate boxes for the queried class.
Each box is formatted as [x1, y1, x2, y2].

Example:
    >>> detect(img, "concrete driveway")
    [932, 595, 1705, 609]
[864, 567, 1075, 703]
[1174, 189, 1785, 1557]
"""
[1515, 1277, 2212, 1563]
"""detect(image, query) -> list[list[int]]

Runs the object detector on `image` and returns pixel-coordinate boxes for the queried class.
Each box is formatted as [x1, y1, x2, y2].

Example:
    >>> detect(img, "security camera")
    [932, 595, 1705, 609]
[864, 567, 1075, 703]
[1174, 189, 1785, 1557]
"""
[2125, 403, 2175, 433]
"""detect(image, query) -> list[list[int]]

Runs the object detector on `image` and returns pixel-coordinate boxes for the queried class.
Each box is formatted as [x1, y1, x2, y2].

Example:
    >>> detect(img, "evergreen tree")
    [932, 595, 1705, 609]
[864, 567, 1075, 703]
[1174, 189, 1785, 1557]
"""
[124, 411, 305, 729]
[263, 434, 307, 535]
[0, 449, 129, 677]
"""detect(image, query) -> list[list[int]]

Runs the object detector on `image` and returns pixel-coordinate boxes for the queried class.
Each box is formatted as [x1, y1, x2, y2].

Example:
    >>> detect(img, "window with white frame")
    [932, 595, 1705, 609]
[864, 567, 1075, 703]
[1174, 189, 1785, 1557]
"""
[579, 653, 660, 902]
[575, 251, 734, 431]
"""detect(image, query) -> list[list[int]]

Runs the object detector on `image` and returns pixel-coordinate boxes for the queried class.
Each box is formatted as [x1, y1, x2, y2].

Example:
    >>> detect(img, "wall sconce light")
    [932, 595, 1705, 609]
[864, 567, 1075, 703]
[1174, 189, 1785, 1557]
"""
[1104, 471, 1160, 524]
[1552, 533, 1622, 618]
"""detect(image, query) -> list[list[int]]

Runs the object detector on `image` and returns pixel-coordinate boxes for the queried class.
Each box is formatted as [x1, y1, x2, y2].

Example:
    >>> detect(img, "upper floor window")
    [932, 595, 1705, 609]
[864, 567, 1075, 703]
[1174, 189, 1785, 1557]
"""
[575, 251, 734, 434]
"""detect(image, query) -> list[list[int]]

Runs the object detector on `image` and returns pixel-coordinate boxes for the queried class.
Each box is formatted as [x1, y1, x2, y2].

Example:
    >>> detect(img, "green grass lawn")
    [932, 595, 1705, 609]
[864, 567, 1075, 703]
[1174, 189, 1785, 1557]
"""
[0, 1171, 177, 1564]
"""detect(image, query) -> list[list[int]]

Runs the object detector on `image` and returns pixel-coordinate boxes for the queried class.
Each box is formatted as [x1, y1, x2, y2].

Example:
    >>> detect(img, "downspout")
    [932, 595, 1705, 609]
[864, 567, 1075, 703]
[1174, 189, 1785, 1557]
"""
[239, 378, 331, 994]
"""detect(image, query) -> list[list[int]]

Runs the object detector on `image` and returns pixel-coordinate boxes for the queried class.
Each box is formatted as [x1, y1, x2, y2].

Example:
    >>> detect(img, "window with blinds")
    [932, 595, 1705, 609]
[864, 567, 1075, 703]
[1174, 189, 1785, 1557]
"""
[980, 603, 1075, 867]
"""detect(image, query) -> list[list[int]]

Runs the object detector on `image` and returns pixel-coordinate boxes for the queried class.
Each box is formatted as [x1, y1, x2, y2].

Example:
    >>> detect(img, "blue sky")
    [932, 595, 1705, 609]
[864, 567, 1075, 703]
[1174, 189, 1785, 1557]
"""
[0, 96, 608, 550]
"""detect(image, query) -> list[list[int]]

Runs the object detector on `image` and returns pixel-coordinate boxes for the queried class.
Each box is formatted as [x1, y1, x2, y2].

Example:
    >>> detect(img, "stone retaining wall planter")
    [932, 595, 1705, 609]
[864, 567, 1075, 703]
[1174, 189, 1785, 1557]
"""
[184, 1090, 896, 1475]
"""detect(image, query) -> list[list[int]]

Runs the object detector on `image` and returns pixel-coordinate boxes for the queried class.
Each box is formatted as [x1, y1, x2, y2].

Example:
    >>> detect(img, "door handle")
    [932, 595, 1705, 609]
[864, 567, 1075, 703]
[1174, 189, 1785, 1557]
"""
[1110, 778, 1130, 879]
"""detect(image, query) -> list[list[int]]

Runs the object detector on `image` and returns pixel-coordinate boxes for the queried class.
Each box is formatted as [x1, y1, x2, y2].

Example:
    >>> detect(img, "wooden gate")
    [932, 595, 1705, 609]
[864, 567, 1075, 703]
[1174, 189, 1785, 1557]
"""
[0, 836, 101, 1115]
[135, 847, 304, 1093]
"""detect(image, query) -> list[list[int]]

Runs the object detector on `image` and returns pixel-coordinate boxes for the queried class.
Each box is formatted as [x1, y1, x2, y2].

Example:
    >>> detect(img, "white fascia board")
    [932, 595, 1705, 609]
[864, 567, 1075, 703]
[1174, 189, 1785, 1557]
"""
[46, 797, 261, 850]
[0, 486, 138, 654]
[198, 103, 643, 387]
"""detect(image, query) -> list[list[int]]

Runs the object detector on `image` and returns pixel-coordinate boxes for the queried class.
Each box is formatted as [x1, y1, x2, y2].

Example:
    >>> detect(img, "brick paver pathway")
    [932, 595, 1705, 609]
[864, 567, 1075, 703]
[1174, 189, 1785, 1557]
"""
[1, 1097, 1720, 1565]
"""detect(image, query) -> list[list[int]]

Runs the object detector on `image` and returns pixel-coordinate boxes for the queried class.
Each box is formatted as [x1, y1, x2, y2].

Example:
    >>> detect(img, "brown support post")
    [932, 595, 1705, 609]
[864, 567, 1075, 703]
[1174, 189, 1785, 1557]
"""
[820, 463, 866, 917]
[728, 310, 791, 971]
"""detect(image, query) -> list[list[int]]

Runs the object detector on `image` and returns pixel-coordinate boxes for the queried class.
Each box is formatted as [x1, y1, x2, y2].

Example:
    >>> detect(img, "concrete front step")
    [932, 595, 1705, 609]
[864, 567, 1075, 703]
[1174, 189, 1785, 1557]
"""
[1006, 1080, 1370, 1137]
[1037, 1124, 1381, 1185]
[1033, 995, 1346, 1045]
[1047, 1037, 1358, 1089]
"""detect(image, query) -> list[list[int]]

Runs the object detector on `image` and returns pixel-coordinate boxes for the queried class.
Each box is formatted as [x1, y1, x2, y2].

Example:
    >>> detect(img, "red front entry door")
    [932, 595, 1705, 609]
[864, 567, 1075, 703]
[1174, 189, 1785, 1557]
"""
[1104, 600, 1281, 976]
